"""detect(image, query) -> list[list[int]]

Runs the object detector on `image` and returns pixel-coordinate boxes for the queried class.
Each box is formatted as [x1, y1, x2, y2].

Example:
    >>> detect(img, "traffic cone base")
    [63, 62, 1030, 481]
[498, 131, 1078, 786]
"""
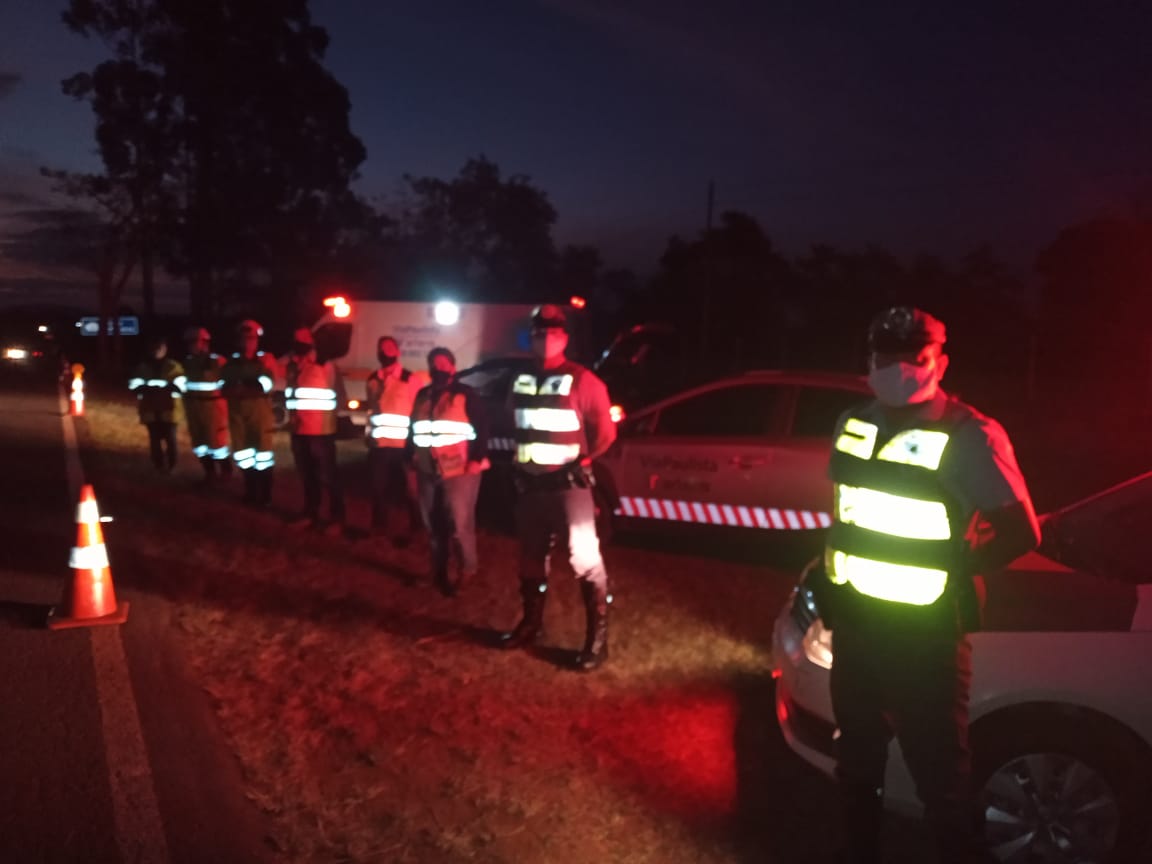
[49, 484, 129, 630]
[47, 600, 129, 630]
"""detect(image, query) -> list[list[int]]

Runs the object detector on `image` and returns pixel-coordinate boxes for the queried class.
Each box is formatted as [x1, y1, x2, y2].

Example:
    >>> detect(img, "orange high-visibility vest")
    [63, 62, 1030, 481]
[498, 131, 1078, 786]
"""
[365, 369, 417, 449]
[411, 388, 474, 478]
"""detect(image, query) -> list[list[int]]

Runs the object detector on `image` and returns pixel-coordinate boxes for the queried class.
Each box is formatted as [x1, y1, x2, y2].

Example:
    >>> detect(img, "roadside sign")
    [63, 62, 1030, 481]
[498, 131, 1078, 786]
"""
[77, 316, 140, 337]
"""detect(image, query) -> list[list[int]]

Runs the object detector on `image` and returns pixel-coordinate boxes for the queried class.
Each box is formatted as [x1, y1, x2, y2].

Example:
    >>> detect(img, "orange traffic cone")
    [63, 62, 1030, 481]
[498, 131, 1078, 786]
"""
[69, 363, 85, 417]
[48, 484, 129, 629]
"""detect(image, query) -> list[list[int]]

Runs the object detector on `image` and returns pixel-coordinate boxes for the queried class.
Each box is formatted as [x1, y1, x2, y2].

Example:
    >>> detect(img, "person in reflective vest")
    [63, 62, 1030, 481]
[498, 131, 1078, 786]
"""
[220, 319, 280, 508]
[819, 306, 1040, 864]
[365, 336, 423, 543]
[407, 347, 489, 596]
[128, 335, 185, 473]
[181, 325, 232, 484]
[283, 328, 347, 536]
[500, 304, 616, 671]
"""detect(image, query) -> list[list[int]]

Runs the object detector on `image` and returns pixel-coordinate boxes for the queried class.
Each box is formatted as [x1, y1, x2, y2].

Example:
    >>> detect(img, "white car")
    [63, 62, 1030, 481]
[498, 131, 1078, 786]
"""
[596, 371, 870, 536]
[772, 471, 1152, 863]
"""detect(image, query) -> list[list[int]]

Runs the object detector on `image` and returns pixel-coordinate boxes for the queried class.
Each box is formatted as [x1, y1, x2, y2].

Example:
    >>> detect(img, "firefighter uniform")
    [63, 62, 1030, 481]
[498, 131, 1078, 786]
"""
[181, 327, 231, 481]
[365, 362, 422, 538]
[284, 333, 346, 533]
[129, 345, 185, 472]
[821, 307, 1038, 864]
[220, 321, 280, 507]
[408, 350, 488, 595]
[501, 305, 616, 670]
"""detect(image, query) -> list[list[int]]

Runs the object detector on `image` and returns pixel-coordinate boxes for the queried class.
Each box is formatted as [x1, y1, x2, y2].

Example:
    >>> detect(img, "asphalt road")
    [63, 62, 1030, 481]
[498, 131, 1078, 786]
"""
[0, 364, 276, 864]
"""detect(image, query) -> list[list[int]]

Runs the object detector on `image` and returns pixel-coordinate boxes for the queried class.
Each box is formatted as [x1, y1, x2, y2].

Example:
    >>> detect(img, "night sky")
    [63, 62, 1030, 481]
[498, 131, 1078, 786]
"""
[1, 0, 1149, 303]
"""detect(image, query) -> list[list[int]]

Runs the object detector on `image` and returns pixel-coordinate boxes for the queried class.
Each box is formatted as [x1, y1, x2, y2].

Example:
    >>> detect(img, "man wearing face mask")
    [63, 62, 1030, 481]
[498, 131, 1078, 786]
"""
[818, 306, 1040, 864]
[500, 305, 616, 671]
[364, 336, 423, 544]
[283, 328, 347, 536]
[407, 347, 489, 596]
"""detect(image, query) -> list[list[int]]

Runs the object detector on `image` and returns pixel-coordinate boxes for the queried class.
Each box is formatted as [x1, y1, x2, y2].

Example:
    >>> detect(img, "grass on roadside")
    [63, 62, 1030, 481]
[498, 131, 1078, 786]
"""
[83, 393, 837, 863]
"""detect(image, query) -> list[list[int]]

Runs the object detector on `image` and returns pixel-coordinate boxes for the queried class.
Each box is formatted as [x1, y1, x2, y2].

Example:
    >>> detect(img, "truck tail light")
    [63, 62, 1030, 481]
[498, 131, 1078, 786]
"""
[324, 296, 352, 319]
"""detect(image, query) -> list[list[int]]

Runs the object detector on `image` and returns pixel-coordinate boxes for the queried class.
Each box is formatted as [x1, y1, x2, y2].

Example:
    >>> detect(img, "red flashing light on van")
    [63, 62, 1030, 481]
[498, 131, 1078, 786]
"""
[324, 296, 352, 319]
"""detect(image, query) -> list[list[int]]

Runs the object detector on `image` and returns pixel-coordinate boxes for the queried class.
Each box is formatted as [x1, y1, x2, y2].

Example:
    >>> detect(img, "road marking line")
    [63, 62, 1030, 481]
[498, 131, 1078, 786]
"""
[59, 388, 171, 864]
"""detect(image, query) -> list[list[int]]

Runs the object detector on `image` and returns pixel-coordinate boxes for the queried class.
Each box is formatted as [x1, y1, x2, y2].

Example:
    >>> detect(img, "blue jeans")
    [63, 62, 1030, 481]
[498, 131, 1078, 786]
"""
[416, 470, 482, 577]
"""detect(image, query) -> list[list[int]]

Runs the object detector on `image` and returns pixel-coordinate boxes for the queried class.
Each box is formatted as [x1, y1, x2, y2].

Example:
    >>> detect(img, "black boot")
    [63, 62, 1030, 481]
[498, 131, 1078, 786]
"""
[256, 468, 273, 509]
[199, 456, 216, 484]
[574, 580, 609, 671]
[241, 469, 257, 505]
[500, 581, 547, 650]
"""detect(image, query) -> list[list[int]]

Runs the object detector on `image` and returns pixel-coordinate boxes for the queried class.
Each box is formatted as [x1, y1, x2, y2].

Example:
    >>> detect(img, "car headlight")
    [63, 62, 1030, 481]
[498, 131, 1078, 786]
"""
[4, 347, 29, 360]
[802, 618, 834, 670]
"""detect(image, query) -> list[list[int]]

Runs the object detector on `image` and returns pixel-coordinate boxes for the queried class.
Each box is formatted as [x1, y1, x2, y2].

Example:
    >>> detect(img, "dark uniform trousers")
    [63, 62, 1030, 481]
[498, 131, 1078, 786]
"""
[368, 448, 418, 533]
[291, 434, 344, 522]
[146, 422, 178, 471]
[829, 596, 982, 864]
[515, 480, 608, 589]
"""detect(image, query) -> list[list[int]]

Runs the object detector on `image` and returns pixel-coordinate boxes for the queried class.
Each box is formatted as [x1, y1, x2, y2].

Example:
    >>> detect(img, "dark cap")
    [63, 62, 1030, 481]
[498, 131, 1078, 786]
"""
[531, 304, 567, 331]
[867, 306, 946, 354]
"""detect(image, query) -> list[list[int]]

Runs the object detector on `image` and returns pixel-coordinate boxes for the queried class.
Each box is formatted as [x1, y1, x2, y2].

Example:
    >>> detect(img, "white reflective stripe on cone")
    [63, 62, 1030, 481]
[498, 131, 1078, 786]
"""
[70, 543, 110, 570]
[77, 498, 101, 524]
[614, 496, 831, 530]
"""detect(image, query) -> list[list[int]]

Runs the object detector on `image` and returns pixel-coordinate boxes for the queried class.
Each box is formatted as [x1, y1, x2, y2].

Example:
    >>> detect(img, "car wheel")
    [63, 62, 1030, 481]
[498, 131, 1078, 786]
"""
[973, 712, 1152, 864]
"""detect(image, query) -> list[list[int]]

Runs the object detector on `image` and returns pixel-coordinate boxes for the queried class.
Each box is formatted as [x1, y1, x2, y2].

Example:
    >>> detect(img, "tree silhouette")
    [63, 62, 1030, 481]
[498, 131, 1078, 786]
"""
[61, 0, 368, 325]
[386, 156, 559, 302]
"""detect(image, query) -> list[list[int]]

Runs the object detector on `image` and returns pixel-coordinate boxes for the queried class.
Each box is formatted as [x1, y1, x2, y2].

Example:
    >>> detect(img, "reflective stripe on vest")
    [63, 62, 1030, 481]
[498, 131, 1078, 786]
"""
[411, 418, 476, 448]
[828, 417, 956, 605]
[828, 550, 948, 606]
[285, 386, 338, 411]
[185, 380, 223, 393]
[369, 413, 411, 441]
[515, 407, 580, 432]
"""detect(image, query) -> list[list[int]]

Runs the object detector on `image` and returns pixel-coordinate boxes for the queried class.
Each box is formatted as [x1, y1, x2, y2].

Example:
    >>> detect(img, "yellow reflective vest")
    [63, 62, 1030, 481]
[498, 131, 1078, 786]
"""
[411, 388, 475, 478]
[826, 410, 963, 606]
[510, 366, 585, 471]
[365, 368, 418, 449]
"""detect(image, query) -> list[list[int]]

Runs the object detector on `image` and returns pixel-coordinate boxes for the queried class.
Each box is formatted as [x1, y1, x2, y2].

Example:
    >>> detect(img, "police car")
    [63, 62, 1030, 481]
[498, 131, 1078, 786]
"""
[772, 471, 1152, 863]
[595, 371, 870, 536]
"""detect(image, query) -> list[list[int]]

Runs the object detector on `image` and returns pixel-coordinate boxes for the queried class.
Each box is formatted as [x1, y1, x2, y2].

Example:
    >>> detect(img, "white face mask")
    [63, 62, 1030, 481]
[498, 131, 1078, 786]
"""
[867, 360, 940, 406]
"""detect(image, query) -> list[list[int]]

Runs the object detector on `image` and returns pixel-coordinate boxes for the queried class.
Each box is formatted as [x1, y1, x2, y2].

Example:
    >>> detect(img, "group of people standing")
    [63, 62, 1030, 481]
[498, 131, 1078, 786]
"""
[128, 304, 617, 672]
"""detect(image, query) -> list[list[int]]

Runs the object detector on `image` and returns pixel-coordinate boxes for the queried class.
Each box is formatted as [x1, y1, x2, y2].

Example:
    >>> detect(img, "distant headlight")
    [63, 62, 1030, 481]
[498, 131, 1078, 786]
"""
[4, 347, 29, 360]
